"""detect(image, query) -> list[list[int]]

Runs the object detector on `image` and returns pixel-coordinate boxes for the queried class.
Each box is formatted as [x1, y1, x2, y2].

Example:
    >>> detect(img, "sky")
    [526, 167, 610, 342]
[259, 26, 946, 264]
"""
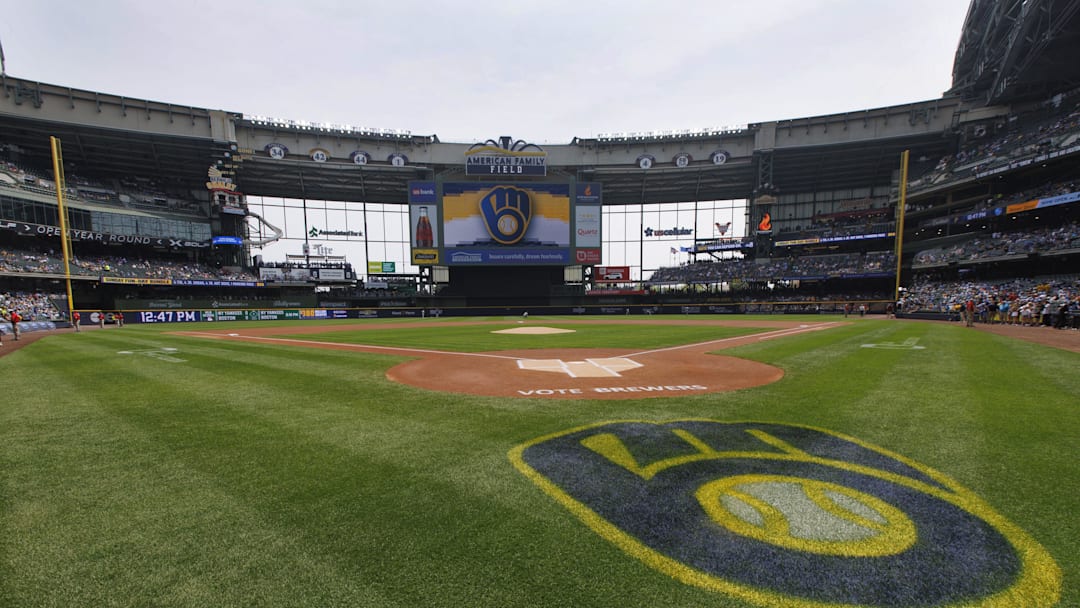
[1, 0, 971, 144]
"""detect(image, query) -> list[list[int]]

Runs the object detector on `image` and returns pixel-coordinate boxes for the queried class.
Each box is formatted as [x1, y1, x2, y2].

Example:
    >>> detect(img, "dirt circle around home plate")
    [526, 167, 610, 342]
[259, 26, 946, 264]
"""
[385, 345, 784, 399]
[172, 319, 838, 400]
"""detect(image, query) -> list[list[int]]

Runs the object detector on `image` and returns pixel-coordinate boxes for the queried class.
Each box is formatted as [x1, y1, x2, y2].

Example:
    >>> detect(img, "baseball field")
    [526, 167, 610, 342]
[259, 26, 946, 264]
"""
[1, 316, 1076, 607]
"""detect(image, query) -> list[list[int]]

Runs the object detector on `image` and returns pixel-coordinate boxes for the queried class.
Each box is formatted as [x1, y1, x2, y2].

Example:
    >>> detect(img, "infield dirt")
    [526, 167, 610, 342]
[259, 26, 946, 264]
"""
[175, 319, 840, 399]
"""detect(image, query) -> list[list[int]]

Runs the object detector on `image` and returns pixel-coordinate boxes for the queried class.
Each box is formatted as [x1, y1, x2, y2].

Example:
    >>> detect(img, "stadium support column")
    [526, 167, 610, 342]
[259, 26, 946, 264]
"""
[751, 150, 776, 258]
[754, 150, 774, 195]
[299, 171, 311, 266]
[639, 172, 648, 278]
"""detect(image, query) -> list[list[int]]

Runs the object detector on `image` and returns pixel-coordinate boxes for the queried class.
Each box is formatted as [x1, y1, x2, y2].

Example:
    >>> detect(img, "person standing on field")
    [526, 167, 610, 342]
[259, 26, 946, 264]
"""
[72, 310, 81, 332]
[10, 310, 21, 340]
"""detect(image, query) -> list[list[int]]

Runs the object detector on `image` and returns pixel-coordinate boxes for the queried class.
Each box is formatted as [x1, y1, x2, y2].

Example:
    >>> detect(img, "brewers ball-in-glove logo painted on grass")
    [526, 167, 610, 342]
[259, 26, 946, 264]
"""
[480, 186, 532, 244]
[509, 420, 1060, 607]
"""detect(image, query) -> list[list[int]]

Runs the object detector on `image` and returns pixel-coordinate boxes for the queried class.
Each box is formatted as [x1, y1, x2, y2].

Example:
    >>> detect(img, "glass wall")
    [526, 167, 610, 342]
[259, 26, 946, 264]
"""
[247, 195, 749, 279]
[246, 197, 412, 273]
[0, 194, 210, 241]
[602, 199, 749, 280]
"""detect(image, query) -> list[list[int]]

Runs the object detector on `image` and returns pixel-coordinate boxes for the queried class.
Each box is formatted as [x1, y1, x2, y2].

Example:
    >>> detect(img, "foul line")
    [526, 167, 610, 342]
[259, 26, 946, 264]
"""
[173, 331, 522, 361]
[176, 321, 839, 362]
[626, 322, 841, 357]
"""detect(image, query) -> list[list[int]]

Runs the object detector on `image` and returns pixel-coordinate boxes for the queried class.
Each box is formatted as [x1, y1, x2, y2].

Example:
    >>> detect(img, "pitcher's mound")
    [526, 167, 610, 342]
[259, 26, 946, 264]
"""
[493, 326, 576, 335]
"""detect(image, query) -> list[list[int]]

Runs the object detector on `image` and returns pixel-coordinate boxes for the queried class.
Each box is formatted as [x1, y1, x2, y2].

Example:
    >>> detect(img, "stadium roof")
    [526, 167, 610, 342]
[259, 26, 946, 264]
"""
[231, 136, 954, 205]
[0, 76, 958, 205]
[0, 112, 229, 182]
[950, 0, 1080, 104]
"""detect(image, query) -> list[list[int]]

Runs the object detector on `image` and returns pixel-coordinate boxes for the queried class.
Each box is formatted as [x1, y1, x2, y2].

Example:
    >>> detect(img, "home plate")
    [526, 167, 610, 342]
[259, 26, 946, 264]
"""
[518, 357, 642, 378]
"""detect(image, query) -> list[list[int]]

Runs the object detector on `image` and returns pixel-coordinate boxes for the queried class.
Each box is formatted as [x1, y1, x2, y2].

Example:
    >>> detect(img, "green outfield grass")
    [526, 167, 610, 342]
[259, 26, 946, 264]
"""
[1, 317, 1076, 607]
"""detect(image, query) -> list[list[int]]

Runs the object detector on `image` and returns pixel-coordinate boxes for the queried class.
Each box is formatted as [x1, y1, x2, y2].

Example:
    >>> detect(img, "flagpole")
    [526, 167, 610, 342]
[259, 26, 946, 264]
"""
[894, 150, 910, 303]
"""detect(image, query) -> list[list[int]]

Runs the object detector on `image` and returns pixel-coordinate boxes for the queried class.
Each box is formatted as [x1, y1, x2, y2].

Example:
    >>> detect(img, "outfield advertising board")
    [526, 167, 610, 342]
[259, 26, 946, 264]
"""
[203, 310, 244, 322]
[576, 183, 601, 266]
[309, 268, 350, 281]
[595, 266, 630, 282]
[366, 261, 396, 274]
[408, 181, 440, 265]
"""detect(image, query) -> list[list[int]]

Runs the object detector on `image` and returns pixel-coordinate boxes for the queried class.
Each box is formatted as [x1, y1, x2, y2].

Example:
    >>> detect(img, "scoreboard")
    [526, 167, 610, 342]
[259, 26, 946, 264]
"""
[409, 181, 602, 266]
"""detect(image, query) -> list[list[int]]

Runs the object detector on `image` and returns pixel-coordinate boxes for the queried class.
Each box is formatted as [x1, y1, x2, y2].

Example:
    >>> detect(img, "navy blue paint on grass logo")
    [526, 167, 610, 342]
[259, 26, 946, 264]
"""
[479, 186, 532, 245]
[509, 420, 1061, 607]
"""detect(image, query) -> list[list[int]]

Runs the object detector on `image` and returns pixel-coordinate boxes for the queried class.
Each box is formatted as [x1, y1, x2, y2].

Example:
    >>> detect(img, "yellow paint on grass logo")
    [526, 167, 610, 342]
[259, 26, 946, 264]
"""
[509, 420, 1061, 607]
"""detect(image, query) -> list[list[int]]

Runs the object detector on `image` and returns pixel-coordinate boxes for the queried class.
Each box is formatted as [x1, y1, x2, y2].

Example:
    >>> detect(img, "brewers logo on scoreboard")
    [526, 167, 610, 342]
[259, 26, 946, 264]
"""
[479, 186, 532, 244]
[441, 182, 570, 265]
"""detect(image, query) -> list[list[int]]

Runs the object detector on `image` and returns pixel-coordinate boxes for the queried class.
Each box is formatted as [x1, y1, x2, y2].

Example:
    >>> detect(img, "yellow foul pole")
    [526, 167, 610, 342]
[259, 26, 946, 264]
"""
[49, 136, 77, 323]
[894, 149, 910, 303]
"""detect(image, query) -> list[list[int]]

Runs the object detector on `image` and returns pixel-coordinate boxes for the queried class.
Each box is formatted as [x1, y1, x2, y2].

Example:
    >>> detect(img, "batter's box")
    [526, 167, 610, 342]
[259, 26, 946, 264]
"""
[517, 357, 643, 378]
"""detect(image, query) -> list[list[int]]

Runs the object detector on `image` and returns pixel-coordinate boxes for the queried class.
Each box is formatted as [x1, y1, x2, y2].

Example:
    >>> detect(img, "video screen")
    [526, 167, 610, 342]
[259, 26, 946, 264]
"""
[440, 182, 571, 265]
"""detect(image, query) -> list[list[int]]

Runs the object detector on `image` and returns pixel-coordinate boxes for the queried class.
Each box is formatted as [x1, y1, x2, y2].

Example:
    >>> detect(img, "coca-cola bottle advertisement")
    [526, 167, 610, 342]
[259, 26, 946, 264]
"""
[412, 205, 437, 247]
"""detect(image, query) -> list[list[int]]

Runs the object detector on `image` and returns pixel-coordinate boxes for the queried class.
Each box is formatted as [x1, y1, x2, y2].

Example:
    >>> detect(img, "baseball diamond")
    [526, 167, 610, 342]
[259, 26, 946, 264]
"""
[173, 320, 842, 399]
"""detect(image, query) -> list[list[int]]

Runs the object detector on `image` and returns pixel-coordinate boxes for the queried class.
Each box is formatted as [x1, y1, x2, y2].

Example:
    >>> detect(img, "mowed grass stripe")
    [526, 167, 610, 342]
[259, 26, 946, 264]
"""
[1, 338, 404, 607]
[944, 329, 1080, 565]
[3, 332, 706, 606]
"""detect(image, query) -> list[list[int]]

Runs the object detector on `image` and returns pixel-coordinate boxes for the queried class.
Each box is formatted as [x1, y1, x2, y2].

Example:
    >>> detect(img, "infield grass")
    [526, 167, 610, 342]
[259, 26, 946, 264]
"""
[274, 322, 764, 351]
[1, 316, 1075, 607]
